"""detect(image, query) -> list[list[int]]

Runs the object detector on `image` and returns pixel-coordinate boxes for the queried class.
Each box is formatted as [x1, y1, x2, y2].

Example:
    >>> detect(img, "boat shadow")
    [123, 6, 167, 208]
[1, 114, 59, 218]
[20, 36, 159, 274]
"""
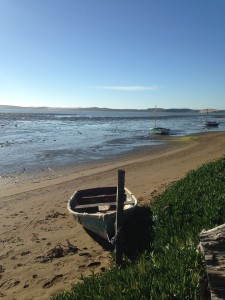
[84, 205, 154, 260]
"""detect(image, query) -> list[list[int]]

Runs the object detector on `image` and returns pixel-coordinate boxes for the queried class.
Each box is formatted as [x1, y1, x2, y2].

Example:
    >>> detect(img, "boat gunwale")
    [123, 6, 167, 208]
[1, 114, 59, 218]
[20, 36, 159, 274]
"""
[67, 186, 138, 218]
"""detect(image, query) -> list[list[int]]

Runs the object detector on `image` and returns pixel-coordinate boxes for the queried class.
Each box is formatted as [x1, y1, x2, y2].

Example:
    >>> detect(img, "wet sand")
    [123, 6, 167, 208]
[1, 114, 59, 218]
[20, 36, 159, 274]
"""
[0, 132, 225, 300]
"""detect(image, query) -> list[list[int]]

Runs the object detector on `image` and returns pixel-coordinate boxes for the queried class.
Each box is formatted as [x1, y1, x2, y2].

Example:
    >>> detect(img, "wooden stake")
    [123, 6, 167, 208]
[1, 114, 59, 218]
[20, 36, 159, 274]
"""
[115, 169, 126, 265]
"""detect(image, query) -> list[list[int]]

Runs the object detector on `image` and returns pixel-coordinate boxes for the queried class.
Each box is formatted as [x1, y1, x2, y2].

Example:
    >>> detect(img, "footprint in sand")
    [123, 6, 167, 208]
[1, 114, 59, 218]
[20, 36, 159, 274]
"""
[0, 265, 5, 273]
[1, 279, 21, 288]
[79, 252, 91, 257]
[31, 233, 40, 243]
[21, 251, 31, 256]
[87, 262, 101, 268]
[45, 212, 66, 220]
[0, 292, 6, 297]
[13, 263, 23, 269]
[78, 264, 86, 269]
[14, 280, 20, 286]
[43, 274, 63, 288]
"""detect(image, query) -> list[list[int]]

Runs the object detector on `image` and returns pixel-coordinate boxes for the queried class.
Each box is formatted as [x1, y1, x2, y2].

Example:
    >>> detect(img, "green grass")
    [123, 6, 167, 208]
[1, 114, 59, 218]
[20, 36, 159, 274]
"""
[52, 157, 225, 300]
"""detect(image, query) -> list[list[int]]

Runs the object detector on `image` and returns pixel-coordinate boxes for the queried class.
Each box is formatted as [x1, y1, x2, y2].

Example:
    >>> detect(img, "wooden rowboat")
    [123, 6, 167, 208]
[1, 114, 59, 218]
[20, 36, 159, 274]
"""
[67, 186, 137, 243]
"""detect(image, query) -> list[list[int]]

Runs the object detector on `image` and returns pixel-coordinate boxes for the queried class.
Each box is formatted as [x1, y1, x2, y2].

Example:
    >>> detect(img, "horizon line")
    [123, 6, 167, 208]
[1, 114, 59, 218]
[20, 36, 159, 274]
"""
[0, 105, 221, 112]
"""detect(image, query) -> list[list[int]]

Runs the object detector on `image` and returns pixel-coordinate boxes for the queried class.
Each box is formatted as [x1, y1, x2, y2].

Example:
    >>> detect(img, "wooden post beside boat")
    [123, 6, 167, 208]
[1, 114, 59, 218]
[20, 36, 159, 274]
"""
[115, 169, 126, 265]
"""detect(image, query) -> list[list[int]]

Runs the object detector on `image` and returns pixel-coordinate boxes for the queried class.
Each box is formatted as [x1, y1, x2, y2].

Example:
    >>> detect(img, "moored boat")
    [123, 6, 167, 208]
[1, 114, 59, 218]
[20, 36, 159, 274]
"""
[150, 127, 170, 135]
[150, 106, 171, 135]
[204, 109, 219, 127]
[205, 121, 219, 127]
[67, 186, 137, 242]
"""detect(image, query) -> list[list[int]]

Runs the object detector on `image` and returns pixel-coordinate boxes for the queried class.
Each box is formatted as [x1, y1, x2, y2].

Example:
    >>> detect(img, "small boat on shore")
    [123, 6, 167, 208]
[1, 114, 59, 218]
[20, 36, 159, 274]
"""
[67, 186, 137, 242]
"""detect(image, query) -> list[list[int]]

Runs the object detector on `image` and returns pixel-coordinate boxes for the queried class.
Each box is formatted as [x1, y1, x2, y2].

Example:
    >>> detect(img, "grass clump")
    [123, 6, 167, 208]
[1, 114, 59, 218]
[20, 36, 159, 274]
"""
[52, 157, 225, 300]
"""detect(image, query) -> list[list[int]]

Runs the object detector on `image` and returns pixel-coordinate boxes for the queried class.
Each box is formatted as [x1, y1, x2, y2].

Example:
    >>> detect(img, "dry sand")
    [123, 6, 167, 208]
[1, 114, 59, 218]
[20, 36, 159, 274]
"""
[0, 132, 225, 300]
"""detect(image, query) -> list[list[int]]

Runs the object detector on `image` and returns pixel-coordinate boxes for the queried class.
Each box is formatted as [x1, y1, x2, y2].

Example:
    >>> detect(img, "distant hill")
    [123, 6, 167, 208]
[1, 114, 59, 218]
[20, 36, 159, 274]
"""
[0, 105, 223, 113]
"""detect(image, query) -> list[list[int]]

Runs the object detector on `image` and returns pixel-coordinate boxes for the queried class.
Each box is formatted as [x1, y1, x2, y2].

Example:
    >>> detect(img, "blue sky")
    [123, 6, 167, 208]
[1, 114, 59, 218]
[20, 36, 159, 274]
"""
[0, 0, 224, 109]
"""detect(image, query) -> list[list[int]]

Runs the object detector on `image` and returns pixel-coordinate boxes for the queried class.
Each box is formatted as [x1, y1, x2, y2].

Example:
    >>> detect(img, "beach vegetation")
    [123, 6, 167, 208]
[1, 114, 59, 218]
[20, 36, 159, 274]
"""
[52, 157, 225, 300]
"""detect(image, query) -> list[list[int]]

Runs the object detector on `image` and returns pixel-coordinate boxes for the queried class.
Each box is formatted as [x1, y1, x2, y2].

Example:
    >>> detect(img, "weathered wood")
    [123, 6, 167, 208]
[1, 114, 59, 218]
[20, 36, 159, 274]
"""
[82, 194, 117, 199]
[115, 169, 126, 265]
[75, 200, 135, 209]
[199, 224, 225, 300]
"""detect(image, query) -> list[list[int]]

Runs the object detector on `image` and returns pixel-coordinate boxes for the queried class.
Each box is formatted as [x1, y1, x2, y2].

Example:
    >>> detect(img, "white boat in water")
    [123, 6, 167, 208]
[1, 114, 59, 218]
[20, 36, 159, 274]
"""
[150, 127, 170, 135]
[204, 109, 219, 127]
[150, 106, 170, 135]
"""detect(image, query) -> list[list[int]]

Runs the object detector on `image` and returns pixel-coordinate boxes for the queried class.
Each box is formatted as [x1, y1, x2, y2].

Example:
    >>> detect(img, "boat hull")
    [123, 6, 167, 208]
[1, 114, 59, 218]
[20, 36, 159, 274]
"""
[150, 127, 170, 135]
[204, 121, 219, 127]
[73, 211, 116, 241]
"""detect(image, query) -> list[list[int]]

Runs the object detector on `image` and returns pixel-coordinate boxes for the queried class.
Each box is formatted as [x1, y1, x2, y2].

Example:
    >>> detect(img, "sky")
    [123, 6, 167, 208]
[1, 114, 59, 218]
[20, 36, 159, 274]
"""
[0, 0, 225, 110]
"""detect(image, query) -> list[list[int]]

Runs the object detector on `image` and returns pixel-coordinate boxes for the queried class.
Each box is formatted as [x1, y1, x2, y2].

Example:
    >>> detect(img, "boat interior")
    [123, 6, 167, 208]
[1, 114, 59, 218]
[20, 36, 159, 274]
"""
[70, 187, 136, 214]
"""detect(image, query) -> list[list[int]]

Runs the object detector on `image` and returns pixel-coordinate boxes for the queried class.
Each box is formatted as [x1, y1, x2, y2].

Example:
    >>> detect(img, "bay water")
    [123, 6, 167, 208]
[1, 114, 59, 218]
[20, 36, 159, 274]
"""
[0, 108, 224, 182]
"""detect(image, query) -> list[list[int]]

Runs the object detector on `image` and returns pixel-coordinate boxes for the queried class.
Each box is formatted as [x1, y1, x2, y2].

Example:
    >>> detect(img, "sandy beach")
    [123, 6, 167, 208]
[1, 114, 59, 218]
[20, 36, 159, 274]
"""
[0, 131, 225, 300]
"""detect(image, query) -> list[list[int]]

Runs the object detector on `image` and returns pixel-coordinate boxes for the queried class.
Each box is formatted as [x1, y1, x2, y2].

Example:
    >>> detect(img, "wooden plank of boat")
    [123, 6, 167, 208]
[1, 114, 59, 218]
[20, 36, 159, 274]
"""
[82, 194, 117, 200]
[75, 200, 136, 209]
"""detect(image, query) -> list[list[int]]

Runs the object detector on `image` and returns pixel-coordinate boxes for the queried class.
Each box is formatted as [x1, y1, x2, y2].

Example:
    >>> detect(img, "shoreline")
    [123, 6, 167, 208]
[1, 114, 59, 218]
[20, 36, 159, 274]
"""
[0, 133, 200, 199]
[0, 141, 177, 200]
[1, 132, 225, 300]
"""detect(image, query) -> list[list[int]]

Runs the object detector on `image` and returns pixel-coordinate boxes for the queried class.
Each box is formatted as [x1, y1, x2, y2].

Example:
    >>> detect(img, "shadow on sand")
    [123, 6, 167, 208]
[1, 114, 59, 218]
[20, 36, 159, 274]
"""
[84, 205, 154, 260]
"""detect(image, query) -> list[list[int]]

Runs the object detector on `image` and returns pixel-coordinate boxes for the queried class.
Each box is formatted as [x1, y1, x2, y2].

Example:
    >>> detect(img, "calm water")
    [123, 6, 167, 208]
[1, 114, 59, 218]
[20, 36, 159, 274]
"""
[0, 108, 224, 177]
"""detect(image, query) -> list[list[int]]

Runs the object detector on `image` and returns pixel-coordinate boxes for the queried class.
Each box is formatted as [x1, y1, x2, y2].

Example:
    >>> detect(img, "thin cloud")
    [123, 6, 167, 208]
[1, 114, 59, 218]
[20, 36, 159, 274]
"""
[92, 85, 159, 91]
